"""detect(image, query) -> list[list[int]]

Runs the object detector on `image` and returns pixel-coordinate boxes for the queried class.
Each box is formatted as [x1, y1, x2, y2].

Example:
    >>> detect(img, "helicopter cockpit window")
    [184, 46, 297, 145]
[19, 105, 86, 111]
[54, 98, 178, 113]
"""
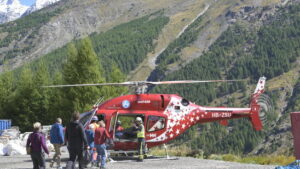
[147, 116, 165, 132]
[181, 98, 189, 106]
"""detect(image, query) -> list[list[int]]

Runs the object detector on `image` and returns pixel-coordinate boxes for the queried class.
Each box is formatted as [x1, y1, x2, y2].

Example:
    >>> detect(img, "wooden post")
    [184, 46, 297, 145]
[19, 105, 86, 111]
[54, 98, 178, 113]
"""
[290, 112, 300, 160]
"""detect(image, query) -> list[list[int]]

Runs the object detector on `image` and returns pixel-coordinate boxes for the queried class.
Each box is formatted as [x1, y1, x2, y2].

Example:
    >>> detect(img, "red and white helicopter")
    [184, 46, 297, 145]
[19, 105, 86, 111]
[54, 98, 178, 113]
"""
[45, 77, 267, 152]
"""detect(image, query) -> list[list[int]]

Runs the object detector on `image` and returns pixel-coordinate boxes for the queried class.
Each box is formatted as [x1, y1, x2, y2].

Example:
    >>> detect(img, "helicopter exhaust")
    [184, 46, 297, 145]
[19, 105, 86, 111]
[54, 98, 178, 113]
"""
[249, 77, 266, 131]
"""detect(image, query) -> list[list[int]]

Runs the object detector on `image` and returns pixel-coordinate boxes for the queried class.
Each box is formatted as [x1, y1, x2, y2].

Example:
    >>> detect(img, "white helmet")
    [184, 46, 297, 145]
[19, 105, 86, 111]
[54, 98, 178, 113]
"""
[136, 117, 143, 122]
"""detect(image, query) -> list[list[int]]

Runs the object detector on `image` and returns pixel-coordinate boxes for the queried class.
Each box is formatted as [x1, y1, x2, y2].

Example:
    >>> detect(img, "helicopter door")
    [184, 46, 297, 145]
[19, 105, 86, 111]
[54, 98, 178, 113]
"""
[109, 111, 119, 140]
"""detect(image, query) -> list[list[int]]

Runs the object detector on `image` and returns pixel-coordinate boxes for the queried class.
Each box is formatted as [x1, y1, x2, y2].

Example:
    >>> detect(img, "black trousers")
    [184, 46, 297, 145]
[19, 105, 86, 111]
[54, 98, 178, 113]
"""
[67, 147, 84, 169]
[30, 151, 45, 169]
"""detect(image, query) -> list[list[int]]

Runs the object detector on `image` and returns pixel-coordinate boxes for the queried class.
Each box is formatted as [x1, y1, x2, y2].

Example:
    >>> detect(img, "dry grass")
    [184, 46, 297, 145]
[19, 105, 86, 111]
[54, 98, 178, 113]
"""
[152, 145, 296, 166]
[0, 32, 8, 41]
[237, 155, 295, 165]
[208, 154, 295, 165]
[267, 68, 300, 91]
[150, 145, 199, 157]
[180, 46, 201, 60]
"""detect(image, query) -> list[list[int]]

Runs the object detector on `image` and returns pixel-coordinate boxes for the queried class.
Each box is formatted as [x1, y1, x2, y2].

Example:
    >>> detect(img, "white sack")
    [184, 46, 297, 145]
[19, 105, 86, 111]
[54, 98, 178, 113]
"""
[4, 140, 26, 156]
[0, 143, 4, 155]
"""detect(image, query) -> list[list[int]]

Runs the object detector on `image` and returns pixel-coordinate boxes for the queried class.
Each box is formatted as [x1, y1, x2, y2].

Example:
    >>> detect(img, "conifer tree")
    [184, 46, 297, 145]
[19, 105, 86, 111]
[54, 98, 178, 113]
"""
[48, 71, 65, 121]
[0, 71, 14, 118]
[11, 66, 39, 131]
[33, 61, 51, 124]
[102, 64, 127, 99]
[62, 38, 105, 114]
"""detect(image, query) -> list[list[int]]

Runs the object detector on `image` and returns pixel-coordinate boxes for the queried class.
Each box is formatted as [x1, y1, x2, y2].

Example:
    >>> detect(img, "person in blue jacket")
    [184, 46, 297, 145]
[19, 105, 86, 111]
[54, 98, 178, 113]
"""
[85, 116, 98, 167]
[50, 118, 64, 169]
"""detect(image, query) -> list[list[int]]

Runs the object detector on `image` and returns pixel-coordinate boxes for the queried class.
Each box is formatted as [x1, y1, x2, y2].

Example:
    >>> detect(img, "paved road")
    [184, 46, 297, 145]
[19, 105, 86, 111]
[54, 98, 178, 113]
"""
[0, 153, 277, 169]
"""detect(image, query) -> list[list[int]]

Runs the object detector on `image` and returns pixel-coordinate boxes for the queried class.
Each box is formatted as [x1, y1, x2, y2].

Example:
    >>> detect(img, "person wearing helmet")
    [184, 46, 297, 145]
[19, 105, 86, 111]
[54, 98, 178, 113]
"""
[116, 120, 124, 131]
[90, 116, 99, 129]
[134, 117, 145, 162]
[115, 120, 124, 139]
[85, 116, 99, 167]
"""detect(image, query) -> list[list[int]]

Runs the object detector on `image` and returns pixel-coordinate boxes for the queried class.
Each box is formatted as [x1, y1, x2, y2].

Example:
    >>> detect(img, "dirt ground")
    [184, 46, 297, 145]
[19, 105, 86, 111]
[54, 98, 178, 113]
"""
[0, 152, 278, 169]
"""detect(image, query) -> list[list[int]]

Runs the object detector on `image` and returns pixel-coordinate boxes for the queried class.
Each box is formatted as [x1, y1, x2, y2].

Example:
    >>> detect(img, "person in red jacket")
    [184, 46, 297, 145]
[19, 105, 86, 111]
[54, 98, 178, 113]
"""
[94, 120, 110, 169]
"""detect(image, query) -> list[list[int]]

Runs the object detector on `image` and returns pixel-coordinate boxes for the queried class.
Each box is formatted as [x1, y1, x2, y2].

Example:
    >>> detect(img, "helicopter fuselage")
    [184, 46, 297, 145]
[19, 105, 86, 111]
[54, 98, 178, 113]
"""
[90, 93, 254, 151]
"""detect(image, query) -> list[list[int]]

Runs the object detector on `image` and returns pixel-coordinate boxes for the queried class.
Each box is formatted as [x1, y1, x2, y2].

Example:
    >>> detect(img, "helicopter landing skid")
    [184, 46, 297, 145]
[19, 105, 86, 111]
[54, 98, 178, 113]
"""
[109, 155, 179, 163]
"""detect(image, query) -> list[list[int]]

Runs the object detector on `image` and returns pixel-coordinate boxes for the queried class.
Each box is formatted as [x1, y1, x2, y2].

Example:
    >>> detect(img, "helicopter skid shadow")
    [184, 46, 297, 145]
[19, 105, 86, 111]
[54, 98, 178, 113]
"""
[111, 156, 179, 163]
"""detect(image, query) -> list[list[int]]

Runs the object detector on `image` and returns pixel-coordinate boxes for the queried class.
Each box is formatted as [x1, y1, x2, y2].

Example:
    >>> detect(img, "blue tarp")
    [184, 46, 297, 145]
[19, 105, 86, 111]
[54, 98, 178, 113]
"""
[276, 161, 300, 169]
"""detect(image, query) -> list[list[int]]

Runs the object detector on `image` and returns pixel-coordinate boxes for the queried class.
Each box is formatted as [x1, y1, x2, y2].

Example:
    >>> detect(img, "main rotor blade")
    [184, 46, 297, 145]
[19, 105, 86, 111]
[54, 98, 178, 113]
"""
[146, 79, 244, 85]
[42, 79, 244, 88]
[42, 82, 137, 88]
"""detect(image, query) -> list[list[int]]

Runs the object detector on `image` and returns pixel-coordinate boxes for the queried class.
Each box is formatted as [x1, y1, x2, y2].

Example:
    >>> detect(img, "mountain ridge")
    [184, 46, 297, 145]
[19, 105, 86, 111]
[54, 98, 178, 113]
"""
[0, 0, 61, 24]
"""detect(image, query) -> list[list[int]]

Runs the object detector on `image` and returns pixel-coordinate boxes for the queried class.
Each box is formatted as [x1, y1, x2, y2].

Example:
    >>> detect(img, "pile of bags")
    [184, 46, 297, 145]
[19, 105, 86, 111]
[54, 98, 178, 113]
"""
[0, 127, 25, 156]
[0, 127, 54, 156]
[1, 140, 27, 156]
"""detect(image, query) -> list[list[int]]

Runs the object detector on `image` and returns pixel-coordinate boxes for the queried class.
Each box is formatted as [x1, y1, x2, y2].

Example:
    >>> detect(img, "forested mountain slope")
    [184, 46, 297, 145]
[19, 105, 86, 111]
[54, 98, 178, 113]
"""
[152, 1, 300, 156]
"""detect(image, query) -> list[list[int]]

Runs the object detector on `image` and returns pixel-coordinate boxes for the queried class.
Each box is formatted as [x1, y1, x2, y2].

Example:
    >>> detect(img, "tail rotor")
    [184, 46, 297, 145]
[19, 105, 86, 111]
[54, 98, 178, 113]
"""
[256, 93, 274, 127]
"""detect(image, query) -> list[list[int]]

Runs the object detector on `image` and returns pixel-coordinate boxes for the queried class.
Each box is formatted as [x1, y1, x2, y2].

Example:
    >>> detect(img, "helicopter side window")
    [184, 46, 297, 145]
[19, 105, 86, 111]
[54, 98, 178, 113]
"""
[114, 115, 144, 141]
[147, 116, 165, 132]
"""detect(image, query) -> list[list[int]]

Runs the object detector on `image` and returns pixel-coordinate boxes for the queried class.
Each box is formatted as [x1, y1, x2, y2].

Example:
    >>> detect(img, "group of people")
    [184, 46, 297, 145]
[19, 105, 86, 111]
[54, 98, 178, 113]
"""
[84, 115, 111, 168]
[25, 112, 146, 169]
[26, 112, 111, 169]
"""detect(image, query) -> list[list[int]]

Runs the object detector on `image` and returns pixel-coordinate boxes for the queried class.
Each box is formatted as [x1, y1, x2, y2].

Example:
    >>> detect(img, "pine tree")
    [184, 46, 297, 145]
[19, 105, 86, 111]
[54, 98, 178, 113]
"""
[33, 61, 51, 124]
[102, 64, 127, 99]
[62, 38, 105, 114]
[11, 66, 39, 131]
[0, 71, 14, 118]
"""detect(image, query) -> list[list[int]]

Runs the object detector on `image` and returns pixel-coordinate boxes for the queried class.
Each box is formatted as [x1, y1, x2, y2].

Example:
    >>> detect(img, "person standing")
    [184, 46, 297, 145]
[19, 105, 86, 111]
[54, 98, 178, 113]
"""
[50, 118, 64, 169]
[85, 116, 98, 167]
[94, 121, 110, 169]
[135, 117, 146, 162]
[65, 112, 88, 169]
[26, 122, 49, 169]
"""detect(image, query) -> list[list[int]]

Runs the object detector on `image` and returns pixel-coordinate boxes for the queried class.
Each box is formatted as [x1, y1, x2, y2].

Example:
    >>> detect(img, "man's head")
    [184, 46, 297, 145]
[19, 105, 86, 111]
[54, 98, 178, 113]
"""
[98, 120, 105, 128]
[56, 118, 62, 124]
[72, 111, 80, 121]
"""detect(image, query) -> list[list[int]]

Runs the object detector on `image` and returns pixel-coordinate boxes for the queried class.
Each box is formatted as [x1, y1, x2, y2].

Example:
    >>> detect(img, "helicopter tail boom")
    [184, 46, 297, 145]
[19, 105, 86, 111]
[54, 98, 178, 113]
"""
[249, 77, 266, 131]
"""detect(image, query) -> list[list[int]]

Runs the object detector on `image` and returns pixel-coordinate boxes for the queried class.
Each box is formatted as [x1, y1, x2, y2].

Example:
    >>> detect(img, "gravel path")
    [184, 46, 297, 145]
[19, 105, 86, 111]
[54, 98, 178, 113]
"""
[0, 153, 277, 169]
